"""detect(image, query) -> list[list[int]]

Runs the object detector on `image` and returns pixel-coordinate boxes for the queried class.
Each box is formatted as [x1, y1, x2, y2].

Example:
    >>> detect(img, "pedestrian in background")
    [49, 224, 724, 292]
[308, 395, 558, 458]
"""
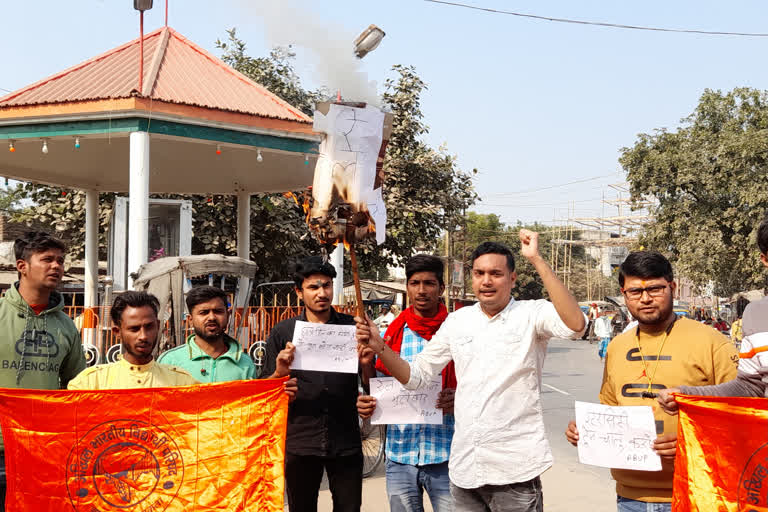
[594, 310, 613, 362]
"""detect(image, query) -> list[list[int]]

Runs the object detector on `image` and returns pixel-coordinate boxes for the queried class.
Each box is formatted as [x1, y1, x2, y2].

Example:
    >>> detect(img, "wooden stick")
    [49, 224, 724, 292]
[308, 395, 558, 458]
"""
[349, 242, 365, 318]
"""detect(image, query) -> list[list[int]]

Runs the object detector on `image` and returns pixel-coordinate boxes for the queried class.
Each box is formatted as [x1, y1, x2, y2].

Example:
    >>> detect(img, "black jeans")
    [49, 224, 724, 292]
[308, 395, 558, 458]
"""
[285, 452, 363, 512]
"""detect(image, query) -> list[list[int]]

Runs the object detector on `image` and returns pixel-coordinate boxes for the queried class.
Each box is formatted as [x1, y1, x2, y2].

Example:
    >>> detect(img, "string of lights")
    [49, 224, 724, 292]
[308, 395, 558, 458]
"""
[424, 0, 768, 37]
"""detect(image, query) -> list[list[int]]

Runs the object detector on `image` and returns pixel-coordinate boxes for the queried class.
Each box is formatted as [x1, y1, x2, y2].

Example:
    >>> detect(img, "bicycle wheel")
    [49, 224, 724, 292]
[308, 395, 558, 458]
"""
[360, 417, 386, 478]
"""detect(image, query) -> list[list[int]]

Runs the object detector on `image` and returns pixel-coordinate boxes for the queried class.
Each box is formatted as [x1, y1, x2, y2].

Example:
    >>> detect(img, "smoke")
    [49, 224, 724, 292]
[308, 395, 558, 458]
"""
[235, 0, 381, 106]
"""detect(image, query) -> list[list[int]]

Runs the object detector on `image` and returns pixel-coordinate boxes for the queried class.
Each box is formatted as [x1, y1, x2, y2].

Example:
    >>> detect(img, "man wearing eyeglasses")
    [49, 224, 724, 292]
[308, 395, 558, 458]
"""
[565, 251, 737, 512]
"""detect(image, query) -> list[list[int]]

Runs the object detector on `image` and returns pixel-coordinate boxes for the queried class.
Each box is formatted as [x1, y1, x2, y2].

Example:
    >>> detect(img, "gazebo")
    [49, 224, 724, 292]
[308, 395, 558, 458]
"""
[0, 26, 320, 306]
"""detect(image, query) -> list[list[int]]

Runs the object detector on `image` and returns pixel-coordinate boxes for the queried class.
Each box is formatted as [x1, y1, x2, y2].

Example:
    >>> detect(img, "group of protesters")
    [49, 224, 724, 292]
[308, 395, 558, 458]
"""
[0, 216, 766, 512]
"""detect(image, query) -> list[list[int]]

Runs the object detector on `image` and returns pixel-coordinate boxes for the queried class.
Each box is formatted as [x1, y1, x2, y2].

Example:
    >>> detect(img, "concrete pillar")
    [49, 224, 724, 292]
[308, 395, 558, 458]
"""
[235, 191, 252, 340]
[84, 189, 99, 307]
[237, 191, 251, 260]
[128, 131, 150, 288]
[330, 244, 344, 305]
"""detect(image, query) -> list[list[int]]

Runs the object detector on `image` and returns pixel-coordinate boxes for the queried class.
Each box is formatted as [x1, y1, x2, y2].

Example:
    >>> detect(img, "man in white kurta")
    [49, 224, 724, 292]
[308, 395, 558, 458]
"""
[357, 230, 586, 512]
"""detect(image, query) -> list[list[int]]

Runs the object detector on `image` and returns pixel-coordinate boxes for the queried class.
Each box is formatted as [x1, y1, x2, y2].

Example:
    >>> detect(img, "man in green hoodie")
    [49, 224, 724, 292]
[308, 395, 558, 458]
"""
[0, 231, 86, 508]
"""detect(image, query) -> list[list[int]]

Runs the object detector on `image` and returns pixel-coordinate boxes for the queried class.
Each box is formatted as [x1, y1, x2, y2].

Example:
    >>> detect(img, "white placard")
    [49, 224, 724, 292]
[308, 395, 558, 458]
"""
[291, 321, 358, 373]
[370, 377, 443, 425]
[575, 401, 661, 471]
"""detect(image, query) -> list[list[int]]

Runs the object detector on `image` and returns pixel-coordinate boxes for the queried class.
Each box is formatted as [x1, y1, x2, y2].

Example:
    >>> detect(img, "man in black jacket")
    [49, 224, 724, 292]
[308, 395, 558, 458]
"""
[261, 256, 374, 512]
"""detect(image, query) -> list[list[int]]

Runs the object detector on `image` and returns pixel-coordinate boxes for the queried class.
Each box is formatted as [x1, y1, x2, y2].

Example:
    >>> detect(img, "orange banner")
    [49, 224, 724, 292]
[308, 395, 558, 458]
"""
[0, 378, 288, 512]
[673, 394, 768, 512]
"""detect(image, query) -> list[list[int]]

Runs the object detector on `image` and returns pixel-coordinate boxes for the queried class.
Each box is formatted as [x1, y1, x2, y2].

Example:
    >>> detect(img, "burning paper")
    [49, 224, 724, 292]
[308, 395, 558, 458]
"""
[310, 102, 390, 246]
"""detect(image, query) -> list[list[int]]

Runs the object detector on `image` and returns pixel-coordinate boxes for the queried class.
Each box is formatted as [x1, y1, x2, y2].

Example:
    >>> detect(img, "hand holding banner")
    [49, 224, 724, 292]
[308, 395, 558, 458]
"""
[574, 401, 661, 471]
[291, 321, 358, 373]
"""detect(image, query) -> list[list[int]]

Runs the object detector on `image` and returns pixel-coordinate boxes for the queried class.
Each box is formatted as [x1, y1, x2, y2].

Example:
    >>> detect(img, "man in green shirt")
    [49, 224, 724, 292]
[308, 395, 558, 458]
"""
[159, 286, 255, 382]
[159, 286, 296, 399]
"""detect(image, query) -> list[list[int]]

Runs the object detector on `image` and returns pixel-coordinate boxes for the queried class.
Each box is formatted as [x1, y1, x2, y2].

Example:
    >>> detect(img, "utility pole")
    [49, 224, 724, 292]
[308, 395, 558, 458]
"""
[462, 208, 467, 299]
[444, 229, 452, 308]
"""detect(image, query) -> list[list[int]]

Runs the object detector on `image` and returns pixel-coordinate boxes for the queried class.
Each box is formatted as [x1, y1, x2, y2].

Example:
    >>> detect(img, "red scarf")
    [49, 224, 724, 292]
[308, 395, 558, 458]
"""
[375, 304, 457, 390]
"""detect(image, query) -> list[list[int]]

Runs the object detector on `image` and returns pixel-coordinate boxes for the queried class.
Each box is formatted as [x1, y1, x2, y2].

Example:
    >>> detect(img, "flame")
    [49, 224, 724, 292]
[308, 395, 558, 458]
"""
[301, 193, 311, 223]
[283, 191, 299, 205]
[343, 239, 350, 250]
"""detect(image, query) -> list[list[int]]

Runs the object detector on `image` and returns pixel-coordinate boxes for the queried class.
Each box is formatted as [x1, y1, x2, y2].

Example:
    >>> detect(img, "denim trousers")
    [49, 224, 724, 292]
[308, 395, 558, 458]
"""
[617, 496, 672, 512]
[385, 459, 453, 512]
[449, 477, 542, 512]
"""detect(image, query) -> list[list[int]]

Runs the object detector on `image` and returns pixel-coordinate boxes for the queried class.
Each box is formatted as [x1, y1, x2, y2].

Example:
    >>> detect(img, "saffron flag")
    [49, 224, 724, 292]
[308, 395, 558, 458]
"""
[673, 394, 768, 512]
[0, 378, 288, 511]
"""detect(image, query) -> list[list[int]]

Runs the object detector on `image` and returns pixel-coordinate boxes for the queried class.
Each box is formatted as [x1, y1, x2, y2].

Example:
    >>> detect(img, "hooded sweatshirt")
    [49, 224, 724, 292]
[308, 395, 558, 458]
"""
[0, 283, 86, 451]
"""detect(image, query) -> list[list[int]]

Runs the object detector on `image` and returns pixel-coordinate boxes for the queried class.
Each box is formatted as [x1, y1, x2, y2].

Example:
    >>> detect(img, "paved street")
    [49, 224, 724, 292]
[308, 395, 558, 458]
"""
[317, 337, 616, 511]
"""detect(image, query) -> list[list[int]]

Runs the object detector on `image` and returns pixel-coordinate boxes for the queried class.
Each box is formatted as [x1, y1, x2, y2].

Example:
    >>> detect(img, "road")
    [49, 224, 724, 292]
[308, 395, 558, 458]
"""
[316, 337, 616, 511]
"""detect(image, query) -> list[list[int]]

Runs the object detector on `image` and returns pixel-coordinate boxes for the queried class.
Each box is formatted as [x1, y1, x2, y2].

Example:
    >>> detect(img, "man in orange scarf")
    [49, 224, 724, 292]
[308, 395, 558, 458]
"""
[358, 255, 456, 512]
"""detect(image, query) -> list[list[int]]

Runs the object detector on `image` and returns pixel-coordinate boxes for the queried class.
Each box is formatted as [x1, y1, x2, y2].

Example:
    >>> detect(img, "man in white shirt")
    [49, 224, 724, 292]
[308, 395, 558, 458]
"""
[374, 304, 395, 330]
[357, 230, 586, 512]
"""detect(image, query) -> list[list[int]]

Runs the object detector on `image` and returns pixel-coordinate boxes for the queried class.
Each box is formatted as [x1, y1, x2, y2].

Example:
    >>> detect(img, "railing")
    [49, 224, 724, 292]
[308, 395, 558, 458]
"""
[66, 305, 358, 362]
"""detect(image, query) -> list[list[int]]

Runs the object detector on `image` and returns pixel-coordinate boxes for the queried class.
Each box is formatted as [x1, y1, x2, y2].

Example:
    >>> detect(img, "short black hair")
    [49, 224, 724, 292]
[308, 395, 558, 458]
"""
[14, 231, 66, 261]
[292, 255, 336, 288]
[758, 216, 768, 254]
[736, 295, 750, 318]
[470, 241, 515, 272]
[618, 251, 674, 287]
[110, 291, 160, 326]
[186, 286, 228, 313]
[406, 254, 445, 286]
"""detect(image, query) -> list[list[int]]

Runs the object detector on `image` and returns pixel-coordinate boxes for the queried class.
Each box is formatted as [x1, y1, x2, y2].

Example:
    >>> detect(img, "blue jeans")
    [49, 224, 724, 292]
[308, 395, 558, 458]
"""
[386, 459, 453, 512]
[617, 496, 671, 512]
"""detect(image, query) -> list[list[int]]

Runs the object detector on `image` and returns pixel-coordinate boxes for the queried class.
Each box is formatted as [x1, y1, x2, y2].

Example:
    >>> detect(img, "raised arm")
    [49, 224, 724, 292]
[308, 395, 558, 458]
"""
[520, 229, 585, 333]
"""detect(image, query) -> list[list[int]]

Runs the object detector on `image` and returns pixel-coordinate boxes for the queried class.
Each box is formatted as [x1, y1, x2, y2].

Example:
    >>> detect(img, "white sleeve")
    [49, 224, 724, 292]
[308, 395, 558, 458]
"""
[738, 332, 768, 375]
[533, 300, 587, 340]
[404, 319, 454, 390]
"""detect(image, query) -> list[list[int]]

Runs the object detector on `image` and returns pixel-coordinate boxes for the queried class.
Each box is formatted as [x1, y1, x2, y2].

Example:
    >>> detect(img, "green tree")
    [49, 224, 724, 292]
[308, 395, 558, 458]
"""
[13, 185, 115, 259]
[620, 87, 768, 295]
[0, 183, 24, 216]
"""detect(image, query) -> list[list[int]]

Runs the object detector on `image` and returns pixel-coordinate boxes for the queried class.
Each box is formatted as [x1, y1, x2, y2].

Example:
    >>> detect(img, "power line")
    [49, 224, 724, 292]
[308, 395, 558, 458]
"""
[480, 197, 603, 207]
[484, 174, 619, 197]
[424, 0, 768, 37]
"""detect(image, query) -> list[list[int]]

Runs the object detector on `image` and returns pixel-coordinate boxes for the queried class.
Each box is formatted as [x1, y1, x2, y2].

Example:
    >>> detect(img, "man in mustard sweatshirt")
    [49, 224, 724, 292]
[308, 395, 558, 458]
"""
[565, 251, 738, 512]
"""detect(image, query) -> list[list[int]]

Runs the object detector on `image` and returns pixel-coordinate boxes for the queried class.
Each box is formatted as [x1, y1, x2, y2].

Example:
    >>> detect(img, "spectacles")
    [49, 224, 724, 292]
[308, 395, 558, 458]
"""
[622, 284, 668, 300]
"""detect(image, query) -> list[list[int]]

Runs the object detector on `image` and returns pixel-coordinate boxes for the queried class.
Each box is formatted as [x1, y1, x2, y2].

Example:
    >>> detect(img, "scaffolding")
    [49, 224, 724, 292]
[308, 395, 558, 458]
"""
[550, 183, 653, 301]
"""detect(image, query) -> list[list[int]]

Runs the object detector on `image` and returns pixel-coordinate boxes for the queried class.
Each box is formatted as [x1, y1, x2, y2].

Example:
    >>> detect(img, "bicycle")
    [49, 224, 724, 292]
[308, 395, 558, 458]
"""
[360, 416, 386, 478]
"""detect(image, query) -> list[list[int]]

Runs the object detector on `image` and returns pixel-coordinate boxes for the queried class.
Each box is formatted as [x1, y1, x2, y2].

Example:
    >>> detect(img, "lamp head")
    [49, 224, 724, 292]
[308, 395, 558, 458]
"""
[354, 25, 385, 59]
[133, 0, 153, 11]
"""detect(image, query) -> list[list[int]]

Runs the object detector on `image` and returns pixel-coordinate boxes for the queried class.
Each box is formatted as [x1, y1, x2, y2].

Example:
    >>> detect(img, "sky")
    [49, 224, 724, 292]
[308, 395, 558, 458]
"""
[3, 0, 768, 228]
